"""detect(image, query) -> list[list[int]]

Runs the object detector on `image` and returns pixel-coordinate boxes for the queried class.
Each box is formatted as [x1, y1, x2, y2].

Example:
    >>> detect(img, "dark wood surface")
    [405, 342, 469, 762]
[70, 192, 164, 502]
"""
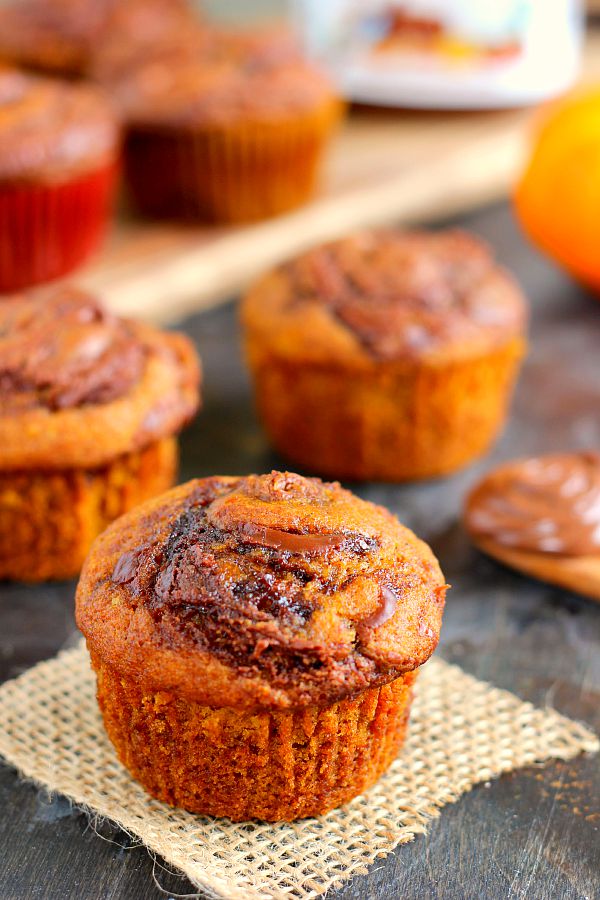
[1, 203, 599, 900]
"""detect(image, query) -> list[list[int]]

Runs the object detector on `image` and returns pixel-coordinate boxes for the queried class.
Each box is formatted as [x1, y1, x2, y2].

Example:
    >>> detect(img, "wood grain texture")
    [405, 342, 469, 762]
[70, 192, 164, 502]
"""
[0, 203, 599, 899]
[469, 536, 600, 604]
[75, 34, 600, 325]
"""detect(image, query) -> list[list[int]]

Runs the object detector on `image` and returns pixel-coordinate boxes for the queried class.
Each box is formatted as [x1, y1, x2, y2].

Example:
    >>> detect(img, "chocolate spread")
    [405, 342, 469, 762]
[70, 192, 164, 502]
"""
[466, 452, 600, 556]
[0, 286, 145, 412]
[285, 229, 526, 360]
[106, 472, 445, 697]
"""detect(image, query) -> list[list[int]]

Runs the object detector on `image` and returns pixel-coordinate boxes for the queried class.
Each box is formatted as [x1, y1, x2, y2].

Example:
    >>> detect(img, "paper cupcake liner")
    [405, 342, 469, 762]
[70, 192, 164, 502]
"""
[0, 161, 117, 293]
[245, 338, 526, 481]
[91, 655, 416, 822]
[124, 100, 342, 224]
[0, 437, 177, 582]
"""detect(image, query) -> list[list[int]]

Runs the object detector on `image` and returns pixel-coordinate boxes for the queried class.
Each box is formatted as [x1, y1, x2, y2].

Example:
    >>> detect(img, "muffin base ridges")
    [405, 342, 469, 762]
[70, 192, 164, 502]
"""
[0, 437, 177, 582]
[92, 656, 416, 822]
[123, 100, 342, 224]
[246, 339, 525, 481]
[0, 162, 117, 292]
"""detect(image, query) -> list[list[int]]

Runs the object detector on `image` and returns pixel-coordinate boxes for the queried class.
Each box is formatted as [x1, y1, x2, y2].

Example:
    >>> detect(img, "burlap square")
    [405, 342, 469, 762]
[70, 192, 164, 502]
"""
[0, 642, 596, 900]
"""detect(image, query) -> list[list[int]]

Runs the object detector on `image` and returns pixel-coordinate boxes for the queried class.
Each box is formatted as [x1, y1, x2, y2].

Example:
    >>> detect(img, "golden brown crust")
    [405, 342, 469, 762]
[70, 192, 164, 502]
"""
[77, 472, 447, 709]
[0, 66, 118, 182]
[0, 286, 201, 470]
[242, 229, 527, 367]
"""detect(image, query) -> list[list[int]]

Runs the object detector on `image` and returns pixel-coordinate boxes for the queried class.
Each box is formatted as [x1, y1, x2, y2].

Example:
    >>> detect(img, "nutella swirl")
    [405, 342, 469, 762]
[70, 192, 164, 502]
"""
[0, 286, 145, 412]
[80, 472, 447, 707]
[466, 452, 600, 557]
[281, 229, 526, 361]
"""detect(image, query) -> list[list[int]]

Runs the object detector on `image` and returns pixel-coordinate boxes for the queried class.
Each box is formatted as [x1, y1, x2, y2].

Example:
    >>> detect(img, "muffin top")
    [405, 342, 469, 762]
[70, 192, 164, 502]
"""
[465, 452, 600, 557]
[90, 0, 206, 86]
[0, 0, 108, 76]
[0, 0, 195, 78]
[77, 471, 447, 709]
[0, 66, 118, 182]
[242, 229, 527, 366]
[0, 286, 200, 470]
[105, 27, 339, 127]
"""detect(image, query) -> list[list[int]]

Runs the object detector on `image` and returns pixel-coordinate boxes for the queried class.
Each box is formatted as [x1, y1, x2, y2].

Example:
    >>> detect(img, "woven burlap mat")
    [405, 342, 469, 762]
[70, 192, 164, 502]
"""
[0, 643, 597, 900]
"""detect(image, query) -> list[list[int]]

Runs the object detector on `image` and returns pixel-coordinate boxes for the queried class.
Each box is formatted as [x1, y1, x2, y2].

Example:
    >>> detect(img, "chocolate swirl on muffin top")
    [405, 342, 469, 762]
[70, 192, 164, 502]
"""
[244, 229, 526, 366]
[78, 472, 447, 708]
[0, 66, 118, 180]
[466, 452, 600, 556]
[0, 287, 145, 412]
[284, 230, 526, 360]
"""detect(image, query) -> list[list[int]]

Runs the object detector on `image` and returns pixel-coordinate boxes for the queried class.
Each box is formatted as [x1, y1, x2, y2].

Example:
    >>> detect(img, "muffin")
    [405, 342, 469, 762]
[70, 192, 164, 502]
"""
[242, 229, 528, 481]
[465, 451, 600, 598]
[0, 286, 200, 581]
[0, 0, 107, 78]
[90, 0, 206, 85]
[104, 27, 342, 223]
[76, 471, 447, 821]
[0, 0, 196, 79]
[0, 67, 119, 292]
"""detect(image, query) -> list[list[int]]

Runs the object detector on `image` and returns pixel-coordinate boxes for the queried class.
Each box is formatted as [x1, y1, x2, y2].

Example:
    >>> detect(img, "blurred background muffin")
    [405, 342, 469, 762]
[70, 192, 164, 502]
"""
[0, 66, 119, 292]
[0, 286, 201, 581]
[100, 25, 342, 223]
[242, 228, 528, 481]
[77, 470, 447, 820]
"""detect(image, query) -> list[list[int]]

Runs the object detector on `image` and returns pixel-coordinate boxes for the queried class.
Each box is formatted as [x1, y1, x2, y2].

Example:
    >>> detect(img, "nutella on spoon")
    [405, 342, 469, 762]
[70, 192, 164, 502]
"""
[465, 452, 600, 601]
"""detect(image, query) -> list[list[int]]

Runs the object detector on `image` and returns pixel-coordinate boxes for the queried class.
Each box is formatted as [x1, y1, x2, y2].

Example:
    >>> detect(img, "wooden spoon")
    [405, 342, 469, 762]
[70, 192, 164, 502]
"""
[469, 534, 600, 603]
[464, 451, 600, 603]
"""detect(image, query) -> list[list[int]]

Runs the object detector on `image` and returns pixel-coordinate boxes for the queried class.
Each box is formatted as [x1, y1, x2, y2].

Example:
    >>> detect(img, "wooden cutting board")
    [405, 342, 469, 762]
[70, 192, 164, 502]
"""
[79, 34, 600, 325]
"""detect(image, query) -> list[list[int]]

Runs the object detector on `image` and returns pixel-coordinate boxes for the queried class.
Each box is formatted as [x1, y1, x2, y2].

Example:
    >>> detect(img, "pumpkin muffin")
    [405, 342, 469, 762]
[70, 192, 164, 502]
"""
[0, 66, 119, 292]
[242, 229, 528, 481]
[0, 286, 200, 582]
[76, 471, 447, 821]
[104, 27, 342, 223]
[0, 0, 107, 78]
[0, 0, 197, 79]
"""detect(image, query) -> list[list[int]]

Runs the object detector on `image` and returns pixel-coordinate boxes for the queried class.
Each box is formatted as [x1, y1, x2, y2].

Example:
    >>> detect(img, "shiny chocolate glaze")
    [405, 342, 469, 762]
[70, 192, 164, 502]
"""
[0, 286, 145, 412]
[466, 452, 600, 556]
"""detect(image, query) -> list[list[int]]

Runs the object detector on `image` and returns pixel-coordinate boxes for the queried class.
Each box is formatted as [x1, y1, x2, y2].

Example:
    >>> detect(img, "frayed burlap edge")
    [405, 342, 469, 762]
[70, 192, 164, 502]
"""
[0, 642, 597, 900]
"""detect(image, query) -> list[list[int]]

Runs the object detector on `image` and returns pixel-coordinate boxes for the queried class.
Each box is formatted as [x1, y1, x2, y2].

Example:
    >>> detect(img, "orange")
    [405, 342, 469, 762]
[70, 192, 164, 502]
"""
[515, 86, 600, 293]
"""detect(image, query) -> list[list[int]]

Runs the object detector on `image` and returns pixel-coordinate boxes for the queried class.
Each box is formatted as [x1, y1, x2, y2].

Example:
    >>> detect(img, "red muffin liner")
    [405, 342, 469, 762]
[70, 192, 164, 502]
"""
[0, 162, 117, 293]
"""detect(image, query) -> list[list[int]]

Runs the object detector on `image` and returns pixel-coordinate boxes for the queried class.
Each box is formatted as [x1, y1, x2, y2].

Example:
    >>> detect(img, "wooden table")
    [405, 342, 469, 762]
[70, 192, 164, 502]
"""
[1, 202, 599, 900]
